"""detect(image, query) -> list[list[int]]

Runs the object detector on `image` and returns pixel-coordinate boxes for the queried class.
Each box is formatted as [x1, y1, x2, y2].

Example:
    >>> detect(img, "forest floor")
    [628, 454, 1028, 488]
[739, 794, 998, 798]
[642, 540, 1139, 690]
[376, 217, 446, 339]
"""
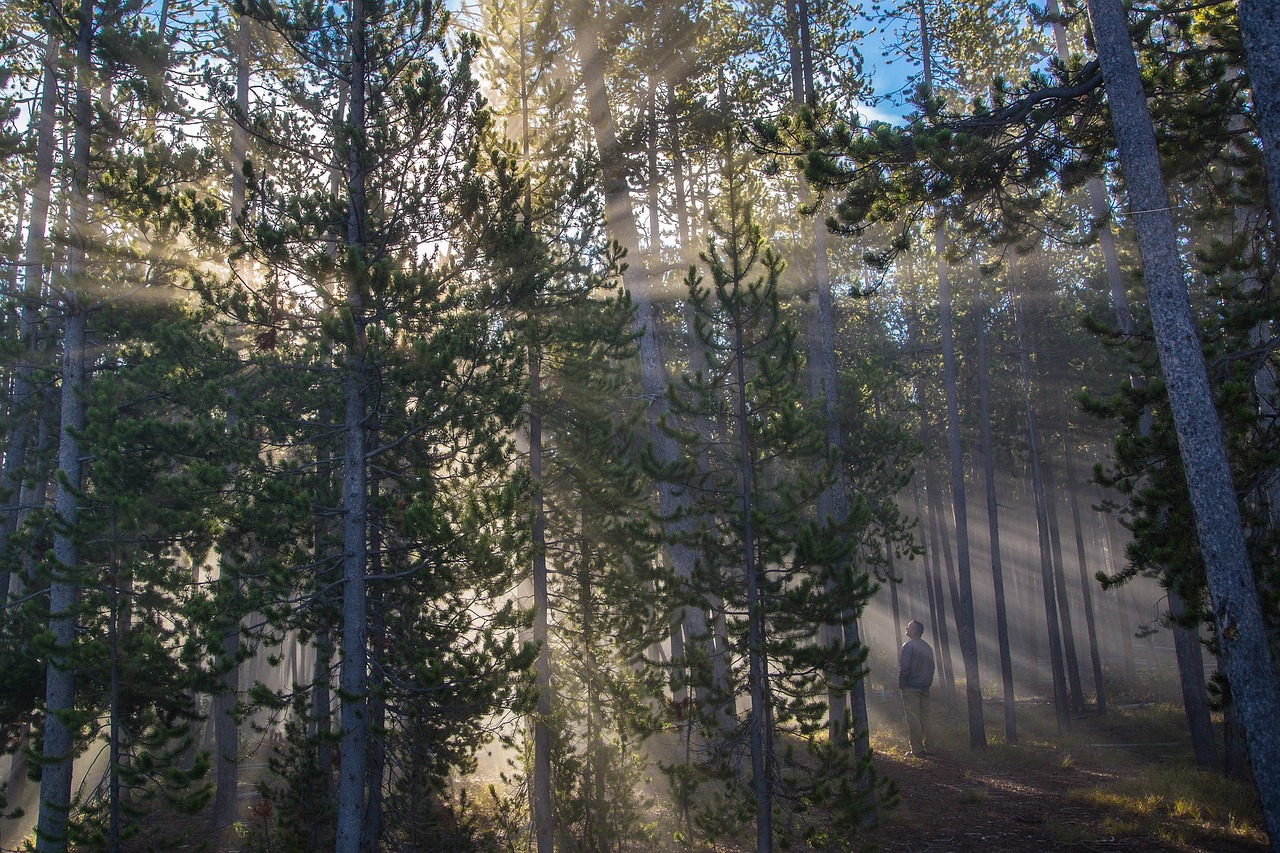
[854, 697, 1269, 853]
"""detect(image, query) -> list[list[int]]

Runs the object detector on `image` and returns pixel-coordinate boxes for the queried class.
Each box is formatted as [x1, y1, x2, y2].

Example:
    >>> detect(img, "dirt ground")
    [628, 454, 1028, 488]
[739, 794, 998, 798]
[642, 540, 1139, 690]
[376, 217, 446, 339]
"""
[864, 739, 1268, 853]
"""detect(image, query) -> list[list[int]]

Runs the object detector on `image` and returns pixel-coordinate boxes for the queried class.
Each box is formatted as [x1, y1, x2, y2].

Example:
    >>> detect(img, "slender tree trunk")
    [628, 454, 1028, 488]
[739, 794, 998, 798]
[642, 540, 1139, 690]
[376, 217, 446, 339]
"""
[334, 0, 370, 844]
[529, 340, 554, 853]
[1014, 284, 1070, 732]
[975, 273, 1017, 741]
[1085, 0, 1280, 841]
[570, 0, 712, 723]
[213, 16, 253, 827]
[362, 467, 386, 853]
[1043, 460, 1085, 713]
[733, 300, 772, 853]
[1062, 441, 1106, 714]
[922, 470, 956, 706]
[1168, 588, 1217, 769]
[934, 229, 985, 748]
[577, 518, 606, 850]
[36, 2, 93, 846]
[1, 30, 59, 604]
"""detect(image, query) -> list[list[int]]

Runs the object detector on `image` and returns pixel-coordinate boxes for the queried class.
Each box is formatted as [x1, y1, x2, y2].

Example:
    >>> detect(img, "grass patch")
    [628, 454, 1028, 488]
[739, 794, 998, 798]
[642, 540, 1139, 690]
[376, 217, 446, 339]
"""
[1068, 764, 1267, 848]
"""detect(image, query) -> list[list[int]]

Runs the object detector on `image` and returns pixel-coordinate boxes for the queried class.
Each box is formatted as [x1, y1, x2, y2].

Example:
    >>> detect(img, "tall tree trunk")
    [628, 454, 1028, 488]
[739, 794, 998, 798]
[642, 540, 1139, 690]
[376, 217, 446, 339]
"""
[362, 466, 386, 853]
[213, 15, 253, 827]
[1014, 283, 1070, 732]
[1085, 0, 1280, 840]
[975, 273, 1017, 741]
[914, 0, 982, 747]
[334, 0, 370, 845]
[529, 340, 554, 853]
[570, 0, 712, 723]
[934, 230, 985, 748]
[732, 290, 772, 853]
[1062, 441, 1106, 714]
[36, 1, 93, 846]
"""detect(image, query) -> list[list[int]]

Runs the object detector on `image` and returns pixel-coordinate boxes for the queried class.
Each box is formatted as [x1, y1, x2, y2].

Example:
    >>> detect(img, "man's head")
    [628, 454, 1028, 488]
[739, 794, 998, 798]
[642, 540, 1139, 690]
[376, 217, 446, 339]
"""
[906, 620, 925, 639]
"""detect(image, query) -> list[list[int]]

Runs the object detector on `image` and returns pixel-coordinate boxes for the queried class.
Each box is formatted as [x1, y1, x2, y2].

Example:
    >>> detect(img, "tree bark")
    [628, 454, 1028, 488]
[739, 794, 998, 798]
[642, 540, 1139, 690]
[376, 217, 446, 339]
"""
[213, 15, 252, 828]
[1237, 0, 1280, 239]
[1085, 0, 1280, 841]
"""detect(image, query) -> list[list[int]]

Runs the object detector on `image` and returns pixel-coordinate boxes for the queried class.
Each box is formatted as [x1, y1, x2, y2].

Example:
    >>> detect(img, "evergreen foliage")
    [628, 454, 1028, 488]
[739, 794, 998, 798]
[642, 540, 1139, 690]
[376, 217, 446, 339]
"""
[654, 156, 886, 849]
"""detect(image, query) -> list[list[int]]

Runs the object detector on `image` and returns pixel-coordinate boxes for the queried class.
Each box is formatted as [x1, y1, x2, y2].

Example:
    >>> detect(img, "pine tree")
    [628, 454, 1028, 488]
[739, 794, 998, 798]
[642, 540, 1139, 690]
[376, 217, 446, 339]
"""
[658, 152, 882, 853]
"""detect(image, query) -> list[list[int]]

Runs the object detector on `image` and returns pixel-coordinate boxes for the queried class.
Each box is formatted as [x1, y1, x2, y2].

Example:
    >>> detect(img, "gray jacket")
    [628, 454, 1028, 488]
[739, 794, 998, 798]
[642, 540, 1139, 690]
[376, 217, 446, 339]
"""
[898, 637, 935, 693]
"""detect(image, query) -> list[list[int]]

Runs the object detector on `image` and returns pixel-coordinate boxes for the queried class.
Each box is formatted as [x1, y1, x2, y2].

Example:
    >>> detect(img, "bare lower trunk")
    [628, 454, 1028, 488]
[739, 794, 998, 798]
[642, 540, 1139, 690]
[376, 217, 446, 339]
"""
[1062, 445, 1106, 714]
[922, 472, 956, 706]
[37, 307, 87, 853]
[1043, 460, 1084, 713]
[529, 343, 554, 853]
[1168, 588, 1216, 769]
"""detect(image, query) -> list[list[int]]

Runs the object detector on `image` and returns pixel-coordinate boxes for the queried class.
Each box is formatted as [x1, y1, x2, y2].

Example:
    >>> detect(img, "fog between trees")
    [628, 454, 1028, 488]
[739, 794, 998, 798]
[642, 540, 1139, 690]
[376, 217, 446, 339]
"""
[0, 0, 1278, 851]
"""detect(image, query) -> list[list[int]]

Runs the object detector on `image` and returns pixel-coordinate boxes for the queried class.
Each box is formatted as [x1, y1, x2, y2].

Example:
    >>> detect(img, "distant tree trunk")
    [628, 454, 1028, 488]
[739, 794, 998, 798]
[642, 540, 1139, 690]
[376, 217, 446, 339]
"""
[1168, 588, 1217, 769]
[1062, 445, 1106, 714]
[1043, 460, 1085, 713]
[975, 272, 1017, 741]
[1, 30, 58, 604]
[1103, 503, 1137, 684]
[1013, 477, 1040, 669]
[1086, 0, 1280, 839]
[922, 470, 956, 707]
[800, 179, 871, 765]
[936, 474, 967, 702]
[311, 627, 334, 805]
[934, 228, 985, 748]
[1014, 283, 1070, 732]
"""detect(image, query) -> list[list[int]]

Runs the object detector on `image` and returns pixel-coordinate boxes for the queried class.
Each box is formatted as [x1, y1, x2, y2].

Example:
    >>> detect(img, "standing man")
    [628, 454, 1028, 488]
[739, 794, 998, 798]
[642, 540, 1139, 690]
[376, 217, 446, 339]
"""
[899, 619, 935, 758]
